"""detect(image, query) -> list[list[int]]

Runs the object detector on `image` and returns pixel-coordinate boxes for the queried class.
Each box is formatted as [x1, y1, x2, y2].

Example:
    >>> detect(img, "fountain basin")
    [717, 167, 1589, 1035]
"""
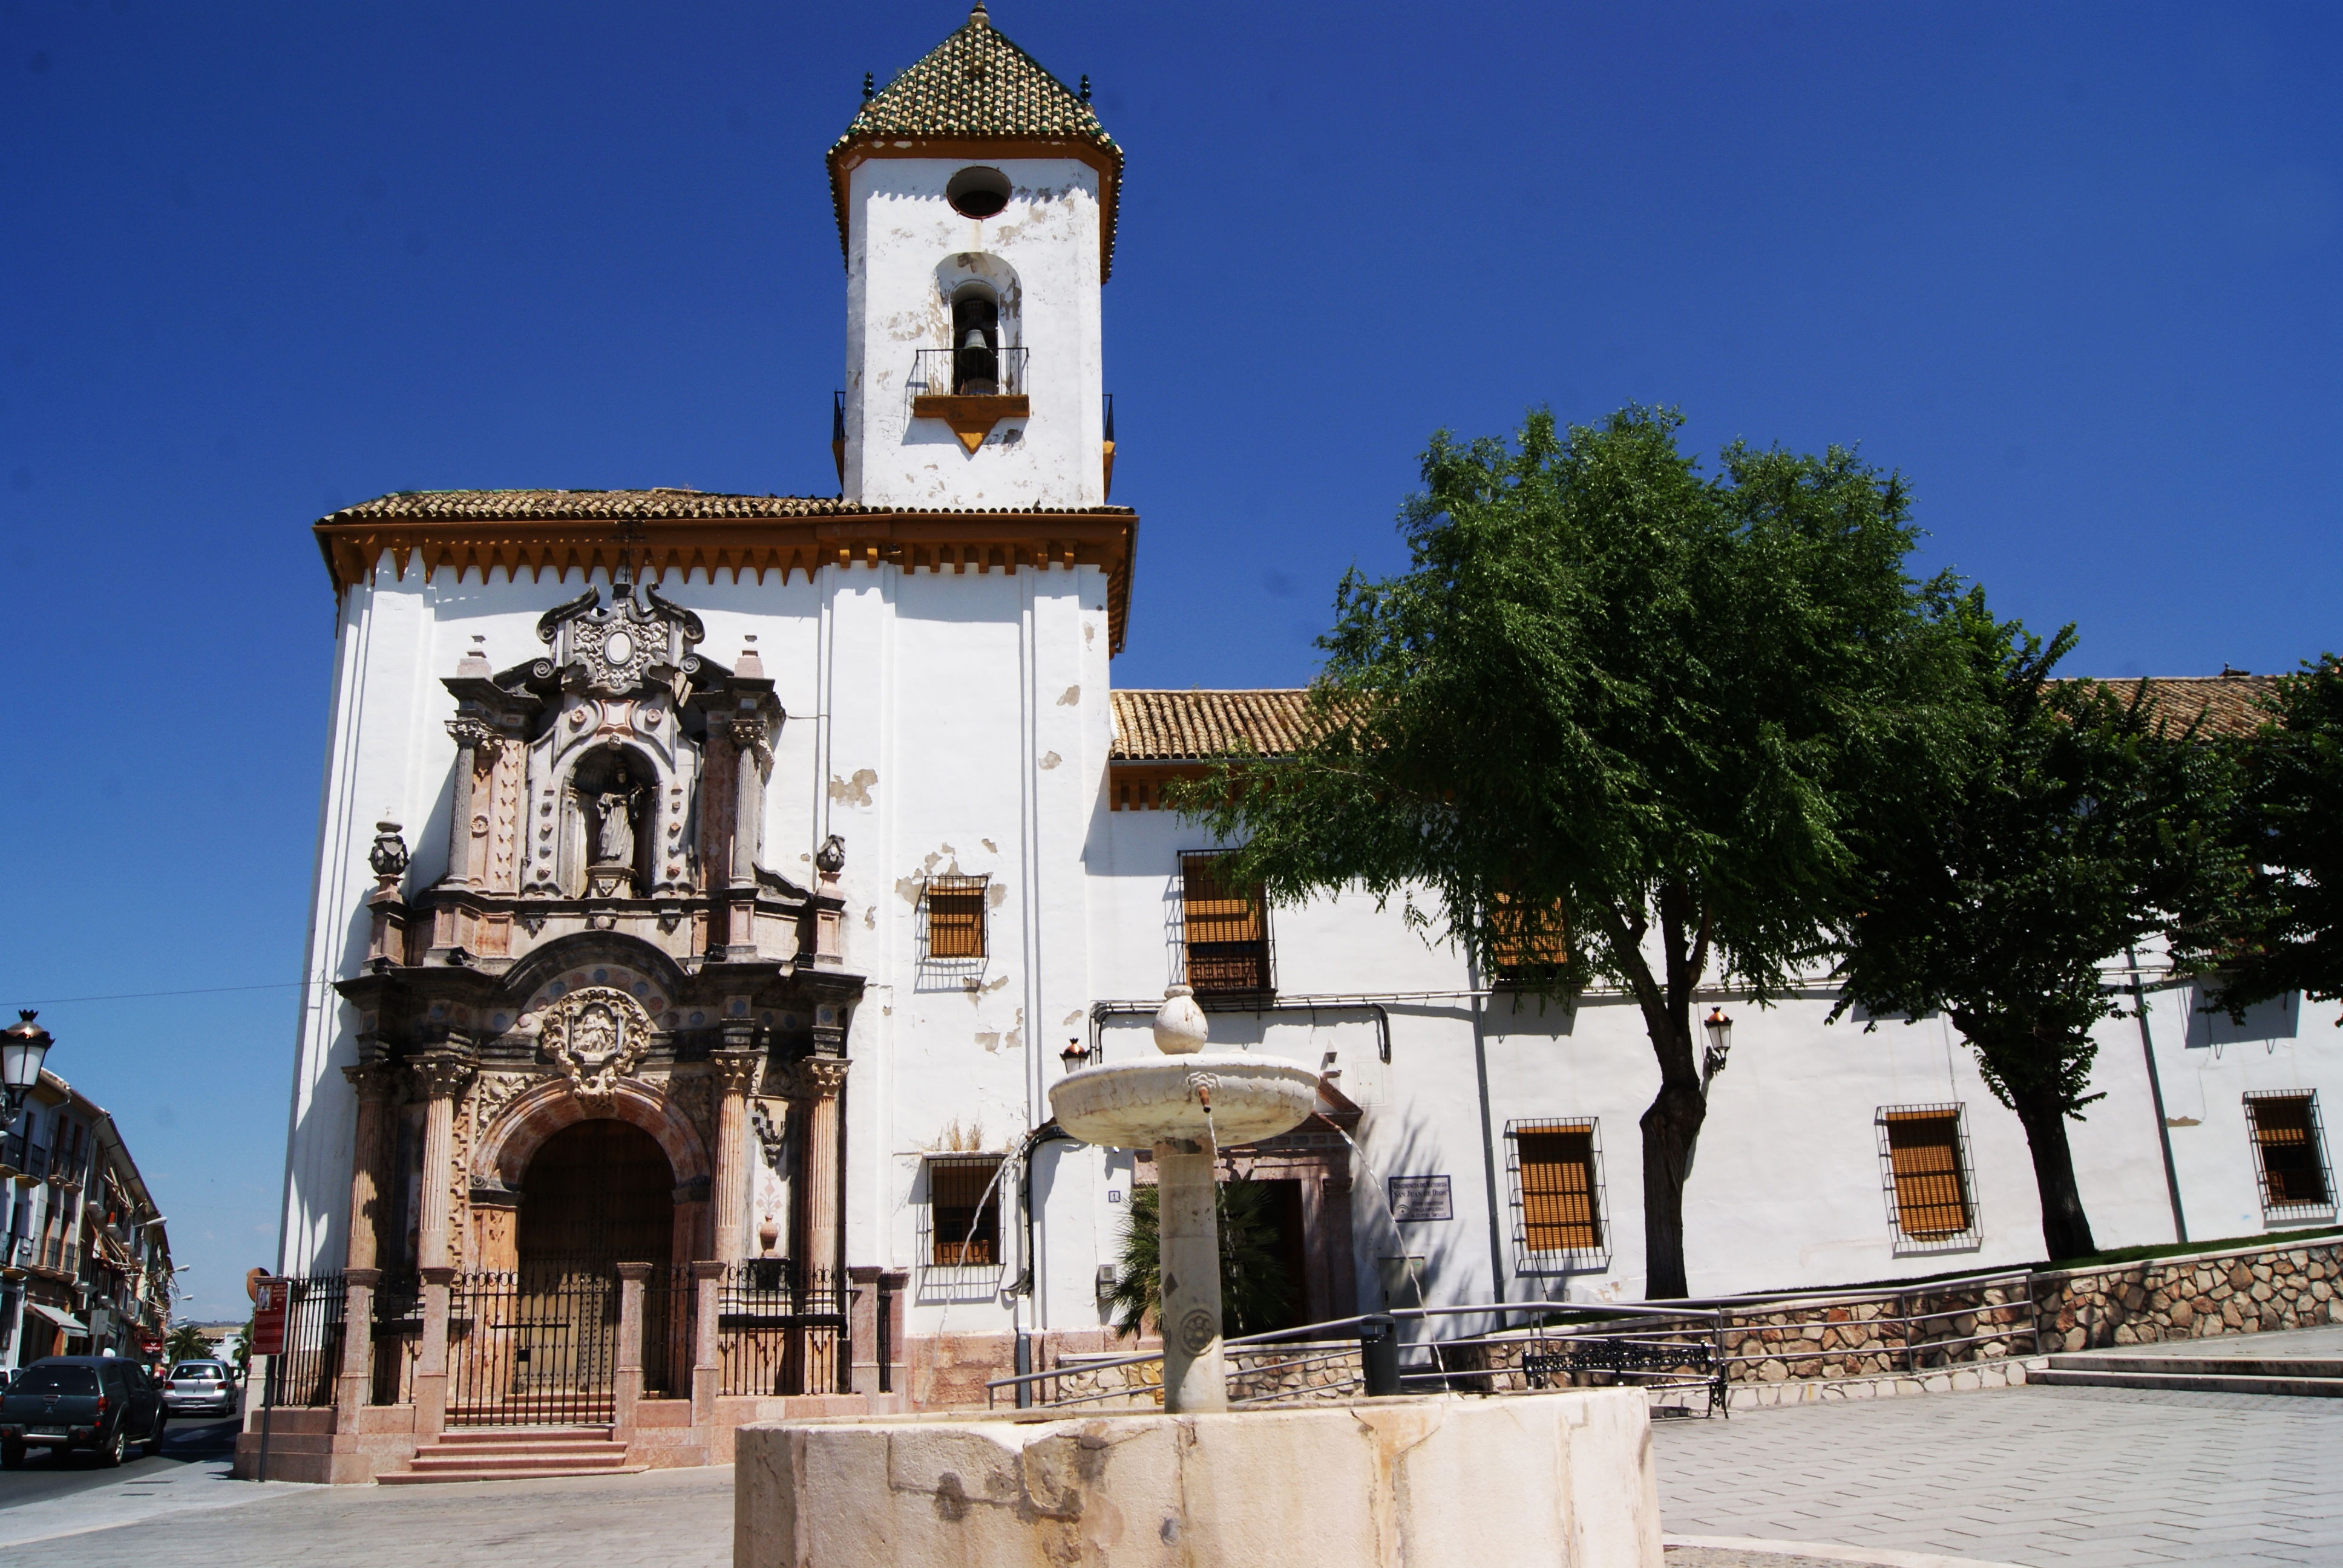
[737, 1391, 1663, 1568]
[1049, 1053, 1320, 1149]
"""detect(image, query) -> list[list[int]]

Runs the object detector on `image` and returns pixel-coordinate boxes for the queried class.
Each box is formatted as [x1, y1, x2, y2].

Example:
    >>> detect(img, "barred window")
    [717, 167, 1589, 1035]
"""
[1506, 1119, 1605, 1269]
[1181, 852, 1272, 996]
[922, 874, 988, 960]
[1876, 1106, 1977, 1246]
[2246, 1093, 2334, 1214]
[926, 1155, 1003, 1269]
[1490, 892, 1568, 982]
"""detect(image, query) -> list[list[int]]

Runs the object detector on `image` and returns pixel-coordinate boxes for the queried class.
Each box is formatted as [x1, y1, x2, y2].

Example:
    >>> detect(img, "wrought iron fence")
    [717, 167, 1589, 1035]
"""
[717, 1260, 848, 1397]
[447, 1261, 618, 1426]
[264, 1272, 347, 1409]
[370, 1272, 421, 1406]
[643, 1264, 697, 1399]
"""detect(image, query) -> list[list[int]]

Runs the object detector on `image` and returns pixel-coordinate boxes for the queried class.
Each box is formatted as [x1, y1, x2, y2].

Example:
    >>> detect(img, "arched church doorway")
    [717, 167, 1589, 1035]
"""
[517, 1118, 675, 1270]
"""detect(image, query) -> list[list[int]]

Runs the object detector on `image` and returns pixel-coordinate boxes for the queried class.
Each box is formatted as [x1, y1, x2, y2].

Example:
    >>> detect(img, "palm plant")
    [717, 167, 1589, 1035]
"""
[163, 1322, 215, 1364]
[1104, 1176, 1293, 1340]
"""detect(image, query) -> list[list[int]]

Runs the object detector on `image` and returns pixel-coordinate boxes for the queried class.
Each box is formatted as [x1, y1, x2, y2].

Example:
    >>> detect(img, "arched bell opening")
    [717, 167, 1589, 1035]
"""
[516, 1119, 677, 1273]
[950, 281, 1002, 395]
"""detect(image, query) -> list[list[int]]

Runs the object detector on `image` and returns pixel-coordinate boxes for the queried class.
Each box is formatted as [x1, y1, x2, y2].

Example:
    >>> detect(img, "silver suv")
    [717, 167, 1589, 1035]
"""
[162, 1360, 238, 1419]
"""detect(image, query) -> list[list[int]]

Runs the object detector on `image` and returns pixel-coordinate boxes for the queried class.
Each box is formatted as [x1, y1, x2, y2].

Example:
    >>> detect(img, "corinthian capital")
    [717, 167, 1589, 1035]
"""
[410, 1050, 477, 1100]
[445, 716, 500, 754]
[709, 1050, 763, 1098]
[342, 1061, 402, 1103]
[784, 1056, 850, 1102]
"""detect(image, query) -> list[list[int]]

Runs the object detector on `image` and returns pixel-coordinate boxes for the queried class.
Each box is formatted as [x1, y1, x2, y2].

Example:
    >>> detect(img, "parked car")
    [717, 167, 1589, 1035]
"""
[162, 1359, 239, 1419]
[0, 1356, 166, 1467]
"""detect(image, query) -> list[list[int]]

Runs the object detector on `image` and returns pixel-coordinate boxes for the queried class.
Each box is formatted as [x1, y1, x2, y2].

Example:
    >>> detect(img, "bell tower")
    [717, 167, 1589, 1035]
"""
[828, 4, 1122, 509]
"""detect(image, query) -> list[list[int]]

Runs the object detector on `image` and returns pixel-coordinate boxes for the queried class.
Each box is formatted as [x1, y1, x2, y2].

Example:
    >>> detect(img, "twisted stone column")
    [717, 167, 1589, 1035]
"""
[339, 1060, 399, 1273]
[411, 1051, 476, 1273]
[709, 1050, 762, 1265]
[788, 1057, 851, 1288]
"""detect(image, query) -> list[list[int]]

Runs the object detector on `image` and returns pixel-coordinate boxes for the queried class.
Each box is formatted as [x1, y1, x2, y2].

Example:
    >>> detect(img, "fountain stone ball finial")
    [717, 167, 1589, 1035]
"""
[1152, 984, 1210, 1056]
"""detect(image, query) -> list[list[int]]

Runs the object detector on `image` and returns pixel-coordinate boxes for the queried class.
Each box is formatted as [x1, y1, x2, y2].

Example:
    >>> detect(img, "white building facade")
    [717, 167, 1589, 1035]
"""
[276, 7, 2340, 1412]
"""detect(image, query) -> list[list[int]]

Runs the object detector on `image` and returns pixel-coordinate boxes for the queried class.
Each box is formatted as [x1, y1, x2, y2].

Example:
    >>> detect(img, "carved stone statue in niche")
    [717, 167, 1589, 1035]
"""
[591, 766, 644, 866]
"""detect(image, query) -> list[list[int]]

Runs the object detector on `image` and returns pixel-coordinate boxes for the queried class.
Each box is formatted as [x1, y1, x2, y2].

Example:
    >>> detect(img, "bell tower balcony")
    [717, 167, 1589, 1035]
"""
[909, 347, 1030, 453]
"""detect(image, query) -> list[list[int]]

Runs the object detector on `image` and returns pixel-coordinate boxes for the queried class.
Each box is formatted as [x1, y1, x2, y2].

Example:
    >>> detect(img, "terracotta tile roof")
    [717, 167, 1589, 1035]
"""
[321, 489, 1132, 524]
[1109, 675, 2284, 761]
[2081, 675, 2281, 739]
[825, 5, 1122, 276]
[1110, 690, 1318, 761]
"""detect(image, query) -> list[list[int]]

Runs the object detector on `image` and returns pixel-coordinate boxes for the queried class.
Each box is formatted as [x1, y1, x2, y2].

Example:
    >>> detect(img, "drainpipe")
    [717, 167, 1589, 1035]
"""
[1469, 985, 1509, 1331]
[2127, 945, 2187, 1246]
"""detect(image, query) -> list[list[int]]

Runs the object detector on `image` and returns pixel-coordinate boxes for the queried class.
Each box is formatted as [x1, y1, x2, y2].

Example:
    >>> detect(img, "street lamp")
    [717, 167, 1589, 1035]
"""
[1, 1011, 53, 1117]
[1060, 1037, 1092, 1073]
[1701, 1005, 1733, 1087]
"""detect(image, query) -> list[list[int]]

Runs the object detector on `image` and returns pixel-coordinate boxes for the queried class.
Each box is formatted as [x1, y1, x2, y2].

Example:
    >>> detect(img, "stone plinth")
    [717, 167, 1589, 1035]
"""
[737, 1390, 1662, 1568]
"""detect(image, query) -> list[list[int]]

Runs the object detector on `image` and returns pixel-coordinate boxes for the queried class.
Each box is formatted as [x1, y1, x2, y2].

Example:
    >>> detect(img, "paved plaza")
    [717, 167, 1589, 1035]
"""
[2, 1374, 2335, 1567]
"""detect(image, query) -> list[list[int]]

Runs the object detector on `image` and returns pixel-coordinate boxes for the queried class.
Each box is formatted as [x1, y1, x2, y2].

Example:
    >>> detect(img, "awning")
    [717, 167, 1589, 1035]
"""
[23, 1302, 90, 1334]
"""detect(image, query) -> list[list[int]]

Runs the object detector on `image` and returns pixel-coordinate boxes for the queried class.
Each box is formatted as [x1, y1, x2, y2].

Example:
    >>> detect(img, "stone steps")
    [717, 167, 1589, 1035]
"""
[2033, 1353, 2343, 1398]
[380, 1424, 646, 1485]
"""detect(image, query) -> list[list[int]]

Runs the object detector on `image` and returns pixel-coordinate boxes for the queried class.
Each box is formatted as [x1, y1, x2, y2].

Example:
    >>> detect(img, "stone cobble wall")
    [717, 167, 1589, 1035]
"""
[1041, 1341, 1362, 1409]
[2031, 1236, 2341, 1349]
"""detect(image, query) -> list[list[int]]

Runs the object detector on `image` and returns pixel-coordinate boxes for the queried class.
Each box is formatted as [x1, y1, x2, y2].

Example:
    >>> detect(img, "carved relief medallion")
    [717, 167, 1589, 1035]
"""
[538, 985, 653, 1106]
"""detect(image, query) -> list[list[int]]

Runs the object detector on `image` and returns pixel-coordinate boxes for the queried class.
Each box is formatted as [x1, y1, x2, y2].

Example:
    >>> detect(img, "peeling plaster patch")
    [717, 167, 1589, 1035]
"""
[965, 974, 1010, 1000]
[1063, 1010, 1084, 1027]
[828, 768, 878, 807]
[882, 1005, 893, 1017]
[981, 838, 998, 854]
[987, 883, 1008, 909]
[896, 876, 925, 906]
[976, 1031, 1001, 1053]
[1039, 751, 1062, 770]
[863, 907, 876, 929]
[1083, 622, 1096, 648]
[1005, 1008, 1024, 1053]
[1057, 685, 1081, 707]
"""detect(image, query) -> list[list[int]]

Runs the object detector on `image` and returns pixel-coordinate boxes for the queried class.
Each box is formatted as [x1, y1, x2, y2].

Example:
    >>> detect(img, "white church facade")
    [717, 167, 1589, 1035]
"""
[274, 5, 2339, 1446]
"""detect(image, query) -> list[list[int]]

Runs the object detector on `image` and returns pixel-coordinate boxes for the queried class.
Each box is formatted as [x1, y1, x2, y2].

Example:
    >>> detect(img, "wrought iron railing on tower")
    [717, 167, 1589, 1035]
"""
[909, 346, 1029, 399]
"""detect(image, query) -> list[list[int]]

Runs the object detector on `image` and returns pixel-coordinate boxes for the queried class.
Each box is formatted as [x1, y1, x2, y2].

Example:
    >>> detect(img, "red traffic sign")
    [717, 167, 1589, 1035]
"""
[250, 1278, 289, 1358]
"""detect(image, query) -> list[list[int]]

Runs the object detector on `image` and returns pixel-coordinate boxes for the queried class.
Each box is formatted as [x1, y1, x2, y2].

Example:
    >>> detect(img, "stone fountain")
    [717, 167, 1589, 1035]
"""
[736, 987, 1665, 1567]
[1046, 984, 1320, 1413]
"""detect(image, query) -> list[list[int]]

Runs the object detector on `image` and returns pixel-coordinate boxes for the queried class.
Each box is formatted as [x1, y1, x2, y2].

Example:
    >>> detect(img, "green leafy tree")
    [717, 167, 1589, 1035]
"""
[232, 1318, 252, 1377]
[163, 1322, 215, 1365]
[1172, 407, 1964, 1298]
[1833, 593, 2240, 1261]
[1104, 1178, 1294, 1341]
[2177, 657, 2343, 1024]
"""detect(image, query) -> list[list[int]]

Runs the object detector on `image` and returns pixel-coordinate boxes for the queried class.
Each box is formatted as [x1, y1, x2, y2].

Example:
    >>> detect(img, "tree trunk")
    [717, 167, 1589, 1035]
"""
[2009, 1088, 2098, 1263]
[1638, 1075, 1706, 1300]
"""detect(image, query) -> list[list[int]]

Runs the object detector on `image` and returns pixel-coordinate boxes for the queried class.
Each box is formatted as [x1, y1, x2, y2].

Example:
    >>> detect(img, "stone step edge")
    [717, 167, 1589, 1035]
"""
[405, 1456, 634, 1473]
[430, 1427, 615, 1442]
[409, 1447, 631, 1465]
[2029, 1368, 2343, 1397]
[378, 1463, 650, 1486]
[2046, 1354, 2343, 1376]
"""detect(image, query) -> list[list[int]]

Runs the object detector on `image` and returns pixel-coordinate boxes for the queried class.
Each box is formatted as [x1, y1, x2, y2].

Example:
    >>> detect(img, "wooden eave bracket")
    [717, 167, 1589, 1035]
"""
[911, 393, 1032, 454]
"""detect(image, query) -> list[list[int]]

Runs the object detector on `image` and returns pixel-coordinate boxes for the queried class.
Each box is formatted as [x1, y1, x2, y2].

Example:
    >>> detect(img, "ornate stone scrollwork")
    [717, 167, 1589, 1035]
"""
[410, 1050, 477, 1100]
[537, 985, 653, 1106]
[446, 716, 500, 754]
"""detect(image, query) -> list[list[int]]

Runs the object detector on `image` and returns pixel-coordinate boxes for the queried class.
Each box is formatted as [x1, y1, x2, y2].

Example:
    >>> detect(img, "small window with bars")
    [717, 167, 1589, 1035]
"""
[1181, 851, 1273, 996]
[921, 874, 989, 961]
[1490, 892, 1568, 983]
[1876, 1105, 1979, 1250]
[924, 1154, 1004, 1271]
[1506, 1119, 1607, 1271]
[2245, 1092, 2335, 1216]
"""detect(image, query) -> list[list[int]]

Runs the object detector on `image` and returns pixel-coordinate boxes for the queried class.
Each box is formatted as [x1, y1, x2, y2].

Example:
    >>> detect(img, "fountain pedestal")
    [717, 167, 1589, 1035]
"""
[1153, 1134, 1225, 1413]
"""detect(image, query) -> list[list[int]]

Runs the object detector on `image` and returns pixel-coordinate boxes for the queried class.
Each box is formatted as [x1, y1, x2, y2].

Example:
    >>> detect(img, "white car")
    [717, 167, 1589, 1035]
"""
[162, 1359, 238, 1418]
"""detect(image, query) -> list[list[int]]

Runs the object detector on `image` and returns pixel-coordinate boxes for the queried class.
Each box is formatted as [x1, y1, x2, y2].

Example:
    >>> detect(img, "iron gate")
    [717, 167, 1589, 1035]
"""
[447, 1262, 618, 1426]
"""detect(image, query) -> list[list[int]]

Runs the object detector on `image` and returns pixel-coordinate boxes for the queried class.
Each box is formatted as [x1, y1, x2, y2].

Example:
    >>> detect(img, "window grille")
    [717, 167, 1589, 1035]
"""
[1180, 851, 1273, 996]
[1506, 1119, 1607, 1272]
[922, 874, 989, 961]
[2245, 1092, 2335, 1215]
[1490, 892, 1568, 982]
[924, 1154, 1005, 1270]
[1875, 1105, 1980, 1251]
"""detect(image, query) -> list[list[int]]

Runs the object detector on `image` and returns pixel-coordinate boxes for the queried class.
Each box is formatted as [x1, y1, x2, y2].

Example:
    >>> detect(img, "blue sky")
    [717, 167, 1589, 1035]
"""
[2, 1, 2336, 1319]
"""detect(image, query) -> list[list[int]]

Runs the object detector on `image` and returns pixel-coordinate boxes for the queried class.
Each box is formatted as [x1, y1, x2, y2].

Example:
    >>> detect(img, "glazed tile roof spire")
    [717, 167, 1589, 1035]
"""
[825, 4, 1124, 273]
